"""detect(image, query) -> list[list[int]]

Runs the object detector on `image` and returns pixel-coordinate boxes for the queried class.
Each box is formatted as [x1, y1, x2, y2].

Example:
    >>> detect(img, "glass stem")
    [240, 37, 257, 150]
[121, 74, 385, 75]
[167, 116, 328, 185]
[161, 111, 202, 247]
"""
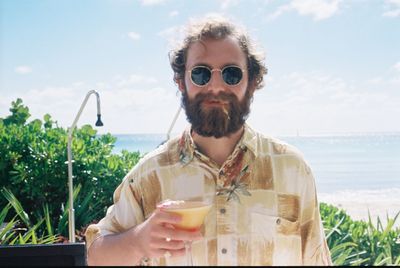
[185, 240, 193, 266]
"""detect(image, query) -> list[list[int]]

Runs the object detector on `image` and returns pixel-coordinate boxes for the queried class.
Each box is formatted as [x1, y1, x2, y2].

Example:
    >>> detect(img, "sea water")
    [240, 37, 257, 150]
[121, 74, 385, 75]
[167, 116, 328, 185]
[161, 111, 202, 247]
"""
[113, 133, 400, 194]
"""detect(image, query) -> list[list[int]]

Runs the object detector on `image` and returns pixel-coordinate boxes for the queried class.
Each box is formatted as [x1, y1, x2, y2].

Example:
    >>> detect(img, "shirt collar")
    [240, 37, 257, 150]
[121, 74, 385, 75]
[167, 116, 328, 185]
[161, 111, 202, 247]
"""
[178, 125, 196, 165]
[240, 123, 257, 156]
[178, 123, 257, 166]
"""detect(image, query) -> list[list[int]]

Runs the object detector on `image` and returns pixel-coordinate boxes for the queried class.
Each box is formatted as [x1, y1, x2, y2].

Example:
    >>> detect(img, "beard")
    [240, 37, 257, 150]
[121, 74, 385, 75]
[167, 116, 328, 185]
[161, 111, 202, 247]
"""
[181, 88, 253, 138]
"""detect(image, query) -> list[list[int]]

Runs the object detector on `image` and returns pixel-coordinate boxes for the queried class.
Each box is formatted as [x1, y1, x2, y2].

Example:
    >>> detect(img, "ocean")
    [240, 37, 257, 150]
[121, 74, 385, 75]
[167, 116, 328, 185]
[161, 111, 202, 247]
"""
[113, 133, 400, 194]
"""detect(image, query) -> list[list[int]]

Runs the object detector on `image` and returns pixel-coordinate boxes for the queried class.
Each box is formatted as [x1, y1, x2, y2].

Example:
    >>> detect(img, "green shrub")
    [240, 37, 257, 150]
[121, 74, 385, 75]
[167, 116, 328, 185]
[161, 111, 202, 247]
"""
[0, 98, 141, 238]
[0, 188, 59, 245]
[320, 202, 400, 266]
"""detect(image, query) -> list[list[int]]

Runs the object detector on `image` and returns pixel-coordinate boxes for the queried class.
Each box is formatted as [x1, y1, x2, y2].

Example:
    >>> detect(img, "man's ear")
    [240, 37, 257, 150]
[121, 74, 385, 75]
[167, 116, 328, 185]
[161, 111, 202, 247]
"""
[247, 79, 257, 95]
[176, 78, 186, 93]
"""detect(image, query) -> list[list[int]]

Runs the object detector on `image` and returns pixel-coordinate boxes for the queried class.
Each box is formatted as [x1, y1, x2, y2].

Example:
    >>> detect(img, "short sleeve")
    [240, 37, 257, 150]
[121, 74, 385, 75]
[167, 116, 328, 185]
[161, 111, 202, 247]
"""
[299, 163, 332, 266]
[84, 169, 145, 250]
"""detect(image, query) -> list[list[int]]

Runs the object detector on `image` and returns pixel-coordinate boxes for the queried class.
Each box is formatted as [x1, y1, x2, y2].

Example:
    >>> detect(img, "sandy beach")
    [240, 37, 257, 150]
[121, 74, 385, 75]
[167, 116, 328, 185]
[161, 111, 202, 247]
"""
[319, 188, 400, 228]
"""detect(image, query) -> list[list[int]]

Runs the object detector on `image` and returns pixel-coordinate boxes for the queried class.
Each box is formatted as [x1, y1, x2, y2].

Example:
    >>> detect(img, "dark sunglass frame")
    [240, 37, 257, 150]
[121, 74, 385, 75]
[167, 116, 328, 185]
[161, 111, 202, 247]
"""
[188, 65, 245, 87]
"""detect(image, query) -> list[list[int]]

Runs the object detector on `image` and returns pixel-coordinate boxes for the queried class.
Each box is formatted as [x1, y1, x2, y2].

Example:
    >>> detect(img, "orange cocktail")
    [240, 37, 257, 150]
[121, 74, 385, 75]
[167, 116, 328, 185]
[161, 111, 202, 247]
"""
[157, 200, 212, 231]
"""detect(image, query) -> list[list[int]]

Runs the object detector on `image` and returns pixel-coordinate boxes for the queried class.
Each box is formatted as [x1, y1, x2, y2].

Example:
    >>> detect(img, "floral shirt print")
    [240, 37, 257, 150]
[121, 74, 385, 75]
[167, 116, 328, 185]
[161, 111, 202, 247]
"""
[85, 124, 332, 266]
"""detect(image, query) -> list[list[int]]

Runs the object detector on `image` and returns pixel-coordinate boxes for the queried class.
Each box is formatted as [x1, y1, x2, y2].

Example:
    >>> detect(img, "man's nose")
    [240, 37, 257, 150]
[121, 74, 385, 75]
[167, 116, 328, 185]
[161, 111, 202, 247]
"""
[206, 71, 226, 94]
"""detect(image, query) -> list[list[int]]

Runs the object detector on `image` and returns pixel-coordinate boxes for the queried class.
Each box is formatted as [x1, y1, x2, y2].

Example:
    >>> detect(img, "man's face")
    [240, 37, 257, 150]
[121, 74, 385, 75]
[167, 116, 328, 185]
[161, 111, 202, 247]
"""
[179, 37, 255, 138]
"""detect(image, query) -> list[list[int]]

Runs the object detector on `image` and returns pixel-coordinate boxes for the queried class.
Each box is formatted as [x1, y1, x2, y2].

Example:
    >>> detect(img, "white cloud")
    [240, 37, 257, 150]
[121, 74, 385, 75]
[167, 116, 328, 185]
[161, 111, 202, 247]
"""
[393, 61, 400, 72]
[0, 74, 181, 134]
[140, 0, 165, 6]
[157, 25, 184, 49]
[219, 0, 240, 10]
[268, 5, 292, 20]
[157, 26, 180, 39]
[367, 77, 383, 84]
[169, 10, 179, 17]
[383, 0, 400, 17]
[367, 62, 400, 87]
[14, 66, 32, 74]
[268, 0, 342, 21]
[113, 74, 158, 87]
[127, 32, 141, 41]
[72, 81, 85, 87]
[383, 9, 400, 17]
[248, 71, 400, 135]
[98, 85, 185, 134]
[387, 0, 400, 4]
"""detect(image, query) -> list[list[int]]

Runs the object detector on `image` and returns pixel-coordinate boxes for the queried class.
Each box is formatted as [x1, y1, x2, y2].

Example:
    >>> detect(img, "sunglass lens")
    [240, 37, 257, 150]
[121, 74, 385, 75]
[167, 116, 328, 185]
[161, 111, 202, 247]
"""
[222, 66, 243, 85]
[191, 67, 211, 86]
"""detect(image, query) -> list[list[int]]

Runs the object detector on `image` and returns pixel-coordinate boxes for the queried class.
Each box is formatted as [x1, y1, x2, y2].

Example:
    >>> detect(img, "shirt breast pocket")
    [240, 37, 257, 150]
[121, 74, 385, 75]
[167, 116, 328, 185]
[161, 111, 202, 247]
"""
[250, 212, 302, 265]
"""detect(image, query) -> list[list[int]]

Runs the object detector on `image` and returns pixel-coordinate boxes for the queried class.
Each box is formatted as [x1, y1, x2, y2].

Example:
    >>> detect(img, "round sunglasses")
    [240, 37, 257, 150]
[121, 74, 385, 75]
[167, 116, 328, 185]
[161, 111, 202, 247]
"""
[188, 65, 245, 87]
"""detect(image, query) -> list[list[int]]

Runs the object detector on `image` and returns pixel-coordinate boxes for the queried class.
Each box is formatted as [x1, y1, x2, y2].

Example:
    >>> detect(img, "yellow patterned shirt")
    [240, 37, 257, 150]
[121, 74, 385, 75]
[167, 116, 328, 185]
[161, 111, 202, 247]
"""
[85, 124, 332, 266]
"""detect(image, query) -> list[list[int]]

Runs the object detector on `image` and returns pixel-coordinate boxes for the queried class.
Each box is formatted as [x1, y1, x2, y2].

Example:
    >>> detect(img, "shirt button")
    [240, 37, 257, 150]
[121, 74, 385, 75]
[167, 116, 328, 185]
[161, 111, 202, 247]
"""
[276, 218, 281, 225]
[221, 248, 227, 254]
[220, 208, 226, 214]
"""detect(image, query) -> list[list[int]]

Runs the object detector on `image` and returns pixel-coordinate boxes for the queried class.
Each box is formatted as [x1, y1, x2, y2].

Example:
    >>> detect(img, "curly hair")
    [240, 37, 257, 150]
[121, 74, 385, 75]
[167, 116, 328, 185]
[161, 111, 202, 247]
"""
[169, 14, 268, 90]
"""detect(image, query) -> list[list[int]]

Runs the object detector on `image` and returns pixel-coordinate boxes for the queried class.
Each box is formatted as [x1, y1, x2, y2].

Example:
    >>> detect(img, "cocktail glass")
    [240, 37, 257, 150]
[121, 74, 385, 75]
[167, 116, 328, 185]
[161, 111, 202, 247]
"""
[157, 199, 212, 265]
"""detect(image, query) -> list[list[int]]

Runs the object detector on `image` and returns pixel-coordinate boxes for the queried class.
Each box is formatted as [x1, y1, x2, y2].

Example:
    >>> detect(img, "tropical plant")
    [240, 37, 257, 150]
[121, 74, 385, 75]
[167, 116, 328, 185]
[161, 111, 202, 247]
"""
[320, 202, 400, 266]
[0, 98, 141, 238]
[0, 188, 59, 245]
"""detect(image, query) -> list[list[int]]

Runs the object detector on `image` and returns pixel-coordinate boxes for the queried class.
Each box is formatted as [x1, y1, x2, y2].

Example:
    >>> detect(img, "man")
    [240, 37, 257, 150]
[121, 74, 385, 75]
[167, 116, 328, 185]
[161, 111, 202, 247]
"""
[85, 15, 332, 266]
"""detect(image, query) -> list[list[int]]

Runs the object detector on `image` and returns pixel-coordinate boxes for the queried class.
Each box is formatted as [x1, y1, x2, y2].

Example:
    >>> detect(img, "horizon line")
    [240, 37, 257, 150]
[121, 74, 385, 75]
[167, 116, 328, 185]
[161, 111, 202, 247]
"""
[98, 130, 400, 138]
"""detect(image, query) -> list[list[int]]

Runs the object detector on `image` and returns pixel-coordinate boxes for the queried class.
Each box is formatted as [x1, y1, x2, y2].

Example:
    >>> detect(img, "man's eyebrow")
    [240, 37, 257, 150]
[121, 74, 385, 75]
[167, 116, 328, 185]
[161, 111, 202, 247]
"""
[188, 62, 243, 69]
[222, 62, 244, 68]
[188, 62, 212, 69]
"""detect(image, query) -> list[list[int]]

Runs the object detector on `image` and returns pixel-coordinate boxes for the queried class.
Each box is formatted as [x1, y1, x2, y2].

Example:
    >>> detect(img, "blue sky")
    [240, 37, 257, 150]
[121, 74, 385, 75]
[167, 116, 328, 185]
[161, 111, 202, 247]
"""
[1, 0, 400, 135]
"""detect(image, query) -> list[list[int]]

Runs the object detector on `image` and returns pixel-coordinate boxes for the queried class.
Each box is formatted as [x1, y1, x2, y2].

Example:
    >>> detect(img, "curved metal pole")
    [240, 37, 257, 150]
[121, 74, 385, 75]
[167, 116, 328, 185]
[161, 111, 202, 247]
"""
[166, 106, 182, 141]
[67, 90, 102, 243]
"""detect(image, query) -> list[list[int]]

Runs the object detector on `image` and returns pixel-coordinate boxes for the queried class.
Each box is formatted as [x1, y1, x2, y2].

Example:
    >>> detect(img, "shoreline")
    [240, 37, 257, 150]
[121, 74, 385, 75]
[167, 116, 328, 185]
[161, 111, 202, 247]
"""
[319, 188, 400, 228]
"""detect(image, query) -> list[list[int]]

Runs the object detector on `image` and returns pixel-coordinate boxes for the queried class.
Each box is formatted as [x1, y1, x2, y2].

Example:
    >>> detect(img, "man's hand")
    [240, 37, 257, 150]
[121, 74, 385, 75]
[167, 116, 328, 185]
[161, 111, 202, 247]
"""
[128, 208, 203, 259]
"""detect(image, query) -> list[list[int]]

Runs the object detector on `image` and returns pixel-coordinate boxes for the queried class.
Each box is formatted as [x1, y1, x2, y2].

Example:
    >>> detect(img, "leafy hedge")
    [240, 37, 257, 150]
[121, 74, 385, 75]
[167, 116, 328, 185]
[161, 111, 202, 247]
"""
[0, 98, 141, 237]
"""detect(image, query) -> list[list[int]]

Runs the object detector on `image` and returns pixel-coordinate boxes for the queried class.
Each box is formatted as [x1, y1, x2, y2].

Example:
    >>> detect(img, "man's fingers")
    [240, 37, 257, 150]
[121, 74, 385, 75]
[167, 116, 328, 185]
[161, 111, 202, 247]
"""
[154, 226, 203, 242]
[153, 209, 182, 225]
[149, 209, 203, 243]
[152, 248, 186, 259]
[151, 237, 185, 250]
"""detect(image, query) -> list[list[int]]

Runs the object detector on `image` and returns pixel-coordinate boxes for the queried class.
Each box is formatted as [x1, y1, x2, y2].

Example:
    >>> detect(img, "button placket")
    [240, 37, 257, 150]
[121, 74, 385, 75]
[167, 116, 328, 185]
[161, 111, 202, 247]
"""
[217, 237, 232, 266]
[217, 169, 225, 188]
[215, 195, 231, 265]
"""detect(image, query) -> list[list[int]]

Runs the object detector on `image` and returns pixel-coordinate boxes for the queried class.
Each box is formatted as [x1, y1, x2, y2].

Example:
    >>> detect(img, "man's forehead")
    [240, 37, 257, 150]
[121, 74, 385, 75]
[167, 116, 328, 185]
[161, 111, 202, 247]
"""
[186, 37, 246, 66]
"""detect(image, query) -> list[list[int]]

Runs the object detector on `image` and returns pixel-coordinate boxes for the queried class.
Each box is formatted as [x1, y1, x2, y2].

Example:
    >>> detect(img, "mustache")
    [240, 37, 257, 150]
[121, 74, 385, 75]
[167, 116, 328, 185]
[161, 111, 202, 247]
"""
[193, 91, 238, 103]
[181, 88, 253, 138]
